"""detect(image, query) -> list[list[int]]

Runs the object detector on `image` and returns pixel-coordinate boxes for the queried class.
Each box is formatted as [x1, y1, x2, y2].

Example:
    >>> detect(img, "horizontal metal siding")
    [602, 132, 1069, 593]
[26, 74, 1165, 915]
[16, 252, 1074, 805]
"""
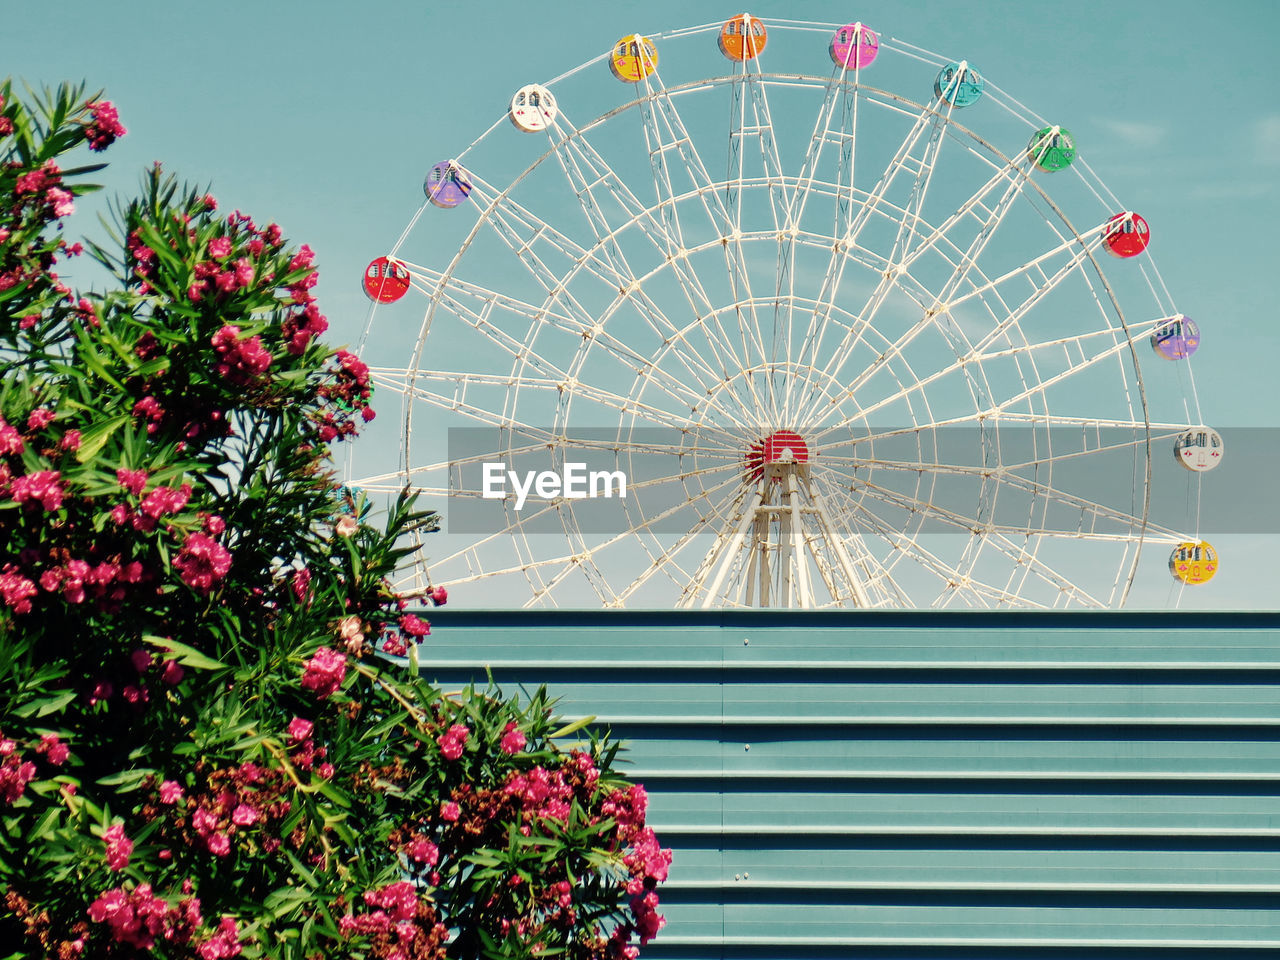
[422, 610, 1280, 956]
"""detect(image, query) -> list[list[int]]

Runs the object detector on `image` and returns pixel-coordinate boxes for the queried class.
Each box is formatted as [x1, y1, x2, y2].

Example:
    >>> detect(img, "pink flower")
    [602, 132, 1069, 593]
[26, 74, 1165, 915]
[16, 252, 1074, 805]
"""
[337, 615, 362, 640]
[440, 800, 460, 822]
[197, 916, 244, 959]
[318, 762, 335, 779]
[26, 407, 55, 430]
[116, 468, 148, 496]
[405, 836, 439, 865]
[85, 100, 126, 151]
[437, 723, 469, 761]
[140, 483, 192, 518]
[289, 244, 316, 272]
[0, 566, 37, 614]
[173, 532, 232, 594]
[103, 823, 133, 870]
[207, 237, 232, 259]
[334, 515, 357, 537]
[206, 832, 231, 857]
[36, 733, 69, 766]
[233, 257, 255, 288]
[46, 187, 75, 217]
[0, 417, 25, 454]
[231, 803, 259, 826]
[498, 723, 526, 755]
[159, 780, 184, 804]
[192, 807, 218, 837]
[300, 647, 347, 699]
[290, 566, 311, 603]
[211, 325, 271, 384]
[10, 470, 64, 511]
[430, 585, 448, 606]
[0, 757, 37, 802]
[59, 430, 81, 451]
[161, 659, 185, 685]
[381, 633, 407, 656]
[400, 614, 430, 637]
[287, 716, 313, 741]
[130, 649, 152, 672]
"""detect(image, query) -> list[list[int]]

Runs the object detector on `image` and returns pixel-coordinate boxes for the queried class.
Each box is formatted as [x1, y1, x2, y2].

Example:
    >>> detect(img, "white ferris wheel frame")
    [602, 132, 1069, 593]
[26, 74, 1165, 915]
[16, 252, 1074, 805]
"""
[353, 17, 1209, 610]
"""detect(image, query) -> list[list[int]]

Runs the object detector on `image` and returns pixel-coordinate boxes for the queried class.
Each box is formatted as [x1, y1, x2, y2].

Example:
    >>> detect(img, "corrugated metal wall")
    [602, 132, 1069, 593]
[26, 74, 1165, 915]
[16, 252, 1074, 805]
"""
[423, 610, 1280, 957]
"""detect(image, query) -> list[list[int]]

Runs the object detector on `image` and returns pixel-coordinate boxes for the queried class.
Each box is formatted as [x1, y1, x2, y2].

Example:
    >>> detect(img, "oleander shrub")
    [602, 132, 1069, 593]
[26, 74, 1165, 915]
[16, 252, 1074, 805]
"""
[0, 80, 667, 960]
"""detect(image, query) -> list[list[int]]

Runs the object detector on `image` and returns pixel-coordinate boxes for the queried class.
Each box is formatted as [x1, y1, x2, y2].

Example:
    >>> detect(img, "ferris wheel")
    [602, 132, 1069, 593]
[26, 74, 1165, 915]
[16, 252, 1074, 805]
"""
[353, 15, 1221, 609]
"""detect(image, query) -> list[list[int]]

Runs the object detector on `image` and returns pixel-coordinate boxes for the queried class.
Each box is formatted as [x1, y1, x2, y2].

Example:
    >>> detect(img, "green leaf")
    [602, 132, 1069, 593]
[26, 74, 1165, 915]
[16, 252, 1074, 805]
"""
[74, 413, 129, 463]
[95, 768, 155, 790]
[547, 715, 597, 739]
[12, 690, 76, 718]
[26, 806, 62, 843]
[142, 635, 227, 671]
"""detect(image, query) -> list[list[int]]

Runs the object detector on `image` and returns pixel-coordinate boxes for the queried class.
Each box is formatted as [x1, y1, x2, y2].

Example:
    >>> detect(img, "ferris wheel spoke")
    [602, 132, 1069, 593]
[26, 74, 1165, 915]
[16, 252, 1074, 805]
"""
[943, 221, 1109, 320]
[788, 45, 874, 234]
[801, 156, 1034, 420]
[543, 114, 767, 415]
[790, 96, 955, 423]
[727, 63, 800, 417]
[459, 174, 747, 409]
[845, 471, 1150, 549]
[376, 367, 705, 433]
[825, 457, 1162, 543]
[804, 470, 903, 606]
[610, 473, 749, 605]
[463, 171, 753, 406]
[369, 369, 555, 435]
[983, 530, 1111, 608]
[808, 472, 924, 607]
[726, 63, 787, 231]
[637, 72, 777, 419]
[803, 236, 1117, 436]
[838, 497, 1038, 608]
[427, 269, 732, 422]
[466, 174, 632, 298]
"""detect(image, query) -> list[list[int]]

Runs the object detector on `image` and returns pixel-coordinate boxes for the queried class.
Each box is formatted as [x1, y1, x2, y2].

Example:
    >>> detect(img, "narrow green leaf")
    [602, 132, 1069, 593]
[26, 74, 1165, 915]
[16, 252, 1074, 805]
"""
[142, 635, 227, 671]
[75, 414, 129, 463]
[95, 768, 155, 790]
[547, 715, 597, 739]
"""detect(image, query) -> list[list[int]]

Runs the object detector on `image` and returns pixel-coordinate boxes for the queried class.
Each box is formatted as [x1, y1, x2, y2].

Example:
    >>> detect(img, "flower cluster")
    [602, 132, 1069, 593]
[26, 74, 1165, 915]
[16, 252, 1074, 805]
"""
[145, 761, 293, 862]
[315, 349, 375, 442]
[88, 883, 197, 950]
[84, 100, 126, 151]
[300, 646, 348, 699]
[210, 324, 271, 385]
[173, 532, 233, 594]
[0, 564, 38, 615]
[605, 784, 670, 949]
[0, 736, 38, 803]
[338, 881, 449, 960]
[103, 823, 134, 871]
[436, 723, 469, 761]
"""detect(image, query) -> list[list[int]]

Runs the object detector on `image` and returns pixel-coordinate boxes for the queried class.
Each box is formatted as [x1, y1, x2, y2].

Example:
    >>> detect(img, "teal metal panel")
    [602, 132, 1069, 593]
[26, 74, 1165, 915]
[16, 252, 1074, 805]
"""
[422, 610, 1280, 956]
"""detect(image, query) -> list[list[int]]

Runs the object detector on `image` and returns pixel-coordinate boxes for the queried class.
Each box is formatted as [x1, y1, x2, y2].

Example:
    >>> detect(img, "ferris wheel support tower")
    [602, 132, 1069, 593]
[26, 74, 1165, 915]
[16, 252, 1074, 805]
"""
[682, 435, 874, 608]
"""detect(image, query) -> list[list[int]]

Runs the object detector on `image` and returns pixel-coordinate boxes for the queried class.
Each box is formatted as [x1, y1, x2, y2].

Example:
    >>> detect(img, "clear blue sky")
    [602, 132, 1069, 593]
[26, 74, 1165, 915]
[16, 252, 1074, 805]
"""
[6, 0, 1277, 609]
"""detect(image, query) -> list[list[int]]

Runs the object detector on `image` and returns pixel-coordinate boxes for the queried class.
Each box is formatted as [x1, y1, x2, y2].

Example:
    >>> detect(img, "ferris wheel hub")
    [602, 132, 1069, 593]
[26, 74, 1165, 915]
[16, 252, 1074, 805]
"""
[744, 431, 810, 481]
